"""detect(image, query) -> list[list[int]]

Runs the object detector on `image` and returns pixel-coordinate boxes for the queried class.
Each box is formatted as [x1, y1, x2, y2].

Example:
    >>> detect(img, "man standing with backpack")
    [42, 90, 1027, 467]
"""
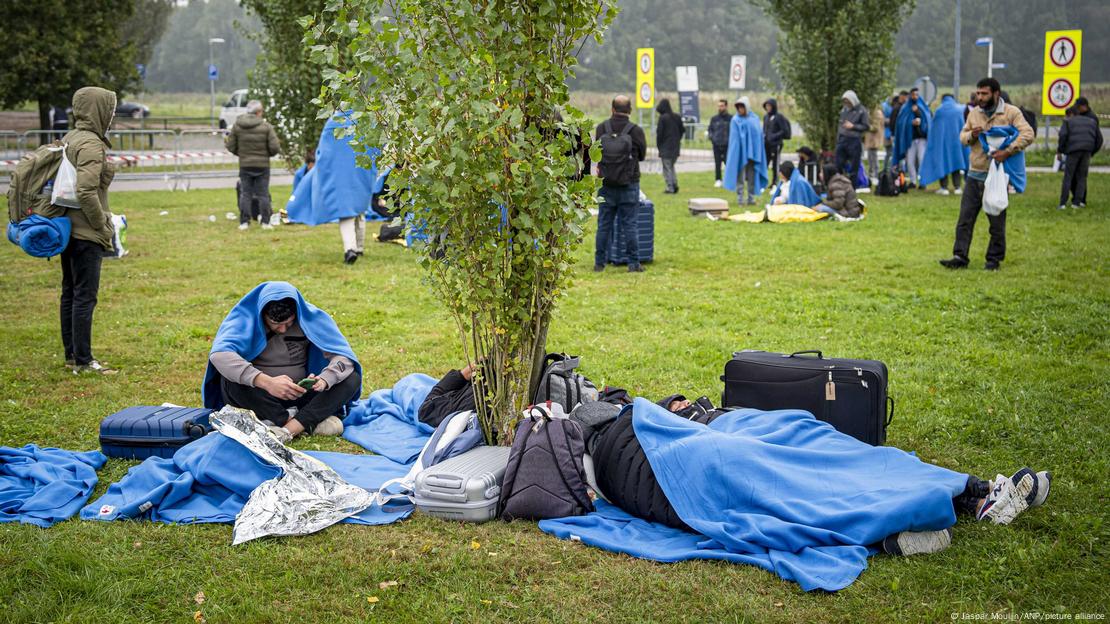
[594, 95, 647, 273]
[62, 87, 120, 374]
[226, 100, 281, 230]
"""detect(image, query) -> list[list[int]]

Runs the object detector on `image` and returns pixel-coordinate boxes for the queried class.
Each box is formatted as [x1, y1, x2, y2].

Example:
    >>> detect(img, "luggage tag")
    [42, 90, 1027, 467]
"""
[825, 372, 836, 401]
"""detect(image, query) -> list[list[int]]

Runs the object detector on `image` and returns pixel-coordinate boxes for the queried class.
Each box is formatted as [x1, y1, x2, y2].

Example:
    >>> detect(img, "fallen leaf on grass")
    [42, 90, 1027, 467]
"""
[194, 591, 206, 605]
[133, 541, 142, 549]
[193, 611, 206, 624]
[378, 581, 398, 590]
[367, 596, 379, 604]
[480, 600, 492, 606]
[773, 601, 784, 608]
[470, 540, 481, 550]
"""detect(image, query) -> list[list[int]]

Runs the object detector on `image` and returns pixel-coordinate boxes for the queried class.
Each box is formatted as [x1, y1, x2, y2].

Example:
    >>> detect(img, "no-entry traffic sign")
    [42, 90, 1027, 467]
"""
[1041, 30, 1082, 116]
[729, 55, 746, 90]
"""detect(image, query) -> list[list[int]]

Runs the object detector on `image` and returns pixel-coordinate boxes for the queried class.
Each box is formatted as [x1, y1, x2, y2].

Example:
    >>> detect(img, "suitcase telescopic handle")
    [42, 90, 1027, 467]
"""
[886, 396, 895, 426]
[785, 350, 823, 359]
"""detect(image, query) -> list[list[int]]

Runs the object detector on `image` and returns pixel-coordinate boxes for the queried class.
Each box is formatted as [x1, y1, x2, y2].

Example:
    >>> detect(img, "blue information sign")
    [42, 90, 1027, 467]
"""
[208, 64, 219, 81]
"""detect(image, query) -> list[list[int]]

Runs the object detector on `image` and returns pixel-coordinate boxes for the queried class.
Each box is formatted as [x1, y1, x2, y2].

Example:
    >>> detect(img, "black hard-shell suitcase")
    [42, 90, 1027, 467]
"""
[721, 350, 894, 445]
[608, 199, 654, 265]
[99, 406, 214, 460]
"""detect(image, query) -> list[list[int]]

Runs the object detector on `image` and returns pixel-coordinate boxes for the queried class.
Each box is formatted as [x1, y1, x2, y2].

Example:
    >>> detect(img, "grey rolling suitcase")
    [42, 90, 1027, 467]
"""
[413, 446, 510, 523]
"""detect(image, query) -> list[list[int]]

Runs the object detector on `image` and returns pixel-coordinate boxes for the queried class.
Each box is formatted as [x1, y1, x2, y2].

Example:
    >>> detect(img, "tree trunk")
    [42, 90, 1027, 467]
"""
[38, 100, 52, 146]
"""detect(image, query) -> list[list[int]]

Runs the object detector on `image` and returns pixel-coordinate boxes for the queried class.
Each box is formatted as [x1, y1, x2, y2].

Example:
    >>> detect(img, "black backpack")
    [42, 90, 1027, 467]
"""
[499, 403, 594, 521]
[598, 120, 636, 186]
[533, 353, 599, 413]
[876, 168, 899, 196]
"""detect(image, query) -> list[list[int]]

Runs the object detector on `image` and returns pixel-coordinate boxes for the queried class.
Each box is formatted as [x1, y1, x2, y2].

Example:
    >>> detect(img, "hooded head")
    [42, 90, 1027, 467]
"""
[763, 98, 778, 115]
[71, 86, 117, 142]
[657, 394, 690, 412]
[841, 90, 860, 109]
[734, 96, 751, 115]
[655, 98, 673, 115]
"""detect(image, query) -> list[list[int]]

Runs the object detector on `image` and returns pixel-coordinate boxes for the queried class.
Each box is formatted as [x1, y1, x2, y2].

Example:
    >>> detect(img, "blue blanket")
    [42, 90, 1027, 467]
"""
[342, 373, 436, 464]
[81, 433, 410, 526]
[6, 215, 72, 258]
[919, 95, 970, 187]
[723, 111, 768, 197]
[201, 281, 362, 412]
[979, 125, 1027, 193]
[893, 95, 932, 167]
[541, 400, 969, 592]
[1, 445, 106, 527]
[770, 169, 820, 207]
[286, 111, 380, 226]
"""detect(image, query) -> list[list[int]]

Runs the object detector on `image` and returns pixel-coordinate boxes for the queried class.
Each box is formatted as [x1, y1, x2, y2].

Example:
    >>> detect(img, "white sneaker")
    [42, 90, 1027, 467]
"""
[977, 468, 1037, 525]
[261, 223, 273, 230]
[1030, 471, 1052, 508]
[713, 180, 722, 188]
[954, 188, 963, 195]
[238, 222, 249, 231]
[1058, 204, 1068, 210]
[268, 426, 293, 445]
[313, 415, 345, 437]
[882, 528, 953, 556]
[936, 188, 950, 196]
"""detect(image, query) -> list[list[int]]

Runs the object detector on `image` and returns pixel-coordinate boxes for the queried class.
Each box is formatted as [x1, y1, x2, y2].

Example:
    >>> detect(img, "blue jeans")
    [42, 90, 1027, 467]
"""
[595, 183, 640, 267]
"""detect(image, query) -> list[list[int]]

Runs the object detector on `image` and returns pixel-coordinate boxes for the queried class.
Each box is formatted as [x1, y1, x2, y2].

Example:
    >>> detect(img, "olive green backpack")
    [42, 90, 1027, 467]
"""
[6, 141, 69, 224]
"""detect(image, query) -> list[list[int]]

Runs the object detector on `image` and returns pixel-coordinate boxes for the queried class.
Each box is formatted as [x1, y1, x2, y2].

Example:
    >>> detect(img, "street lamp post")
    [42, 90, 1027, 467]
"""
[975, 36, 1005, 78]
[208, 37, 225, 127]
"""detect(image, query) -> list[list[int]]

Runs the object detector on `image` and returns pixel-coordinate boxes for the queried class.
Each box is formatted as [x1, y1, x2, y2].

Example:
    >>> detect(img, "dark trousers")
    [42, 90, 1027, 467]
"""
[1060, 151, 1091, 205]
[953, 475, 990, 515]
[952, 177, 1006, 264]
[941, 171, 963, 190]
[220, 371, 361, 433]
[765, 142, 782, 181]
[60, 238, 104, 365]
[712, 144, 728, 181]
[238, 168, 272, 225]
[595, 183, 640, 268]
[835, 136, 863, 178]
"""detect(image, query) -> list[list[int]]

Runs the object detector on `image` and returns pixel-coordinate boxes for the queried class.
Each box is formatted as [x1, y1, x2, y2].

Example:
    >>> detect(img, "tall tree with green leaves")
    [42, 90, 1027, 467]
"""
[308, 0, 616, 445]
[0, 0, 155, 133]
[757, 0, 916, 150]
[241, 0, 341, 169]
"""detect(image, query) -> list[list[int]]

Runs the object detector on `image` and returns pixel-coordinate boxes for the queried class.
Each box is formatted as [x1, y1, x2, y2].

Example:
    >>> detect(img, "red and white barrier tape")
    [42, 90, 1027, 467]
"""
[1, 150, 230, 167]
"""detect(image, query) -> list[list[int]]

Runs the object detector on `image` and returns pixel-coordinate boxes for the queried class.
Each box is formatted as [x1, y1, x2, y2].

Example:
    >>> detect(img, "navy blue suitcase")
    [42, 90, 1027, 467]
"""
[99, 406, 214, 460]
[607, 199, 654, 265]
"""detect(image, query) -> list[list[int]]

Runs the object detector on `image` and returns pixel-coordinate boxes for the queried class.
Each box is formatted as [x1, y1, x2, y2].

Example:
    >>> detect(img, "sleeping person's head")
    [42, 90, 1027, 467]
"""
[822, 164, 839, 185]
[658, 394, 691, 413]
[779, 160, 795, 182]
[262, 298, 297, 334]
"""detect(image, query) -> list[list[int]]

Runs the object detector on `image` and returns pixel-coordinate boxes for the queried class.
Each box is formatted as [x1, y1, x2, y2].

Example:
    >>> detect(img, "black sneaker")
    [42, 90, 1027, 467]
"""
[985, 261, 1000, 271]
[939, 256, 968, 269]
[882, 528, 953, 556]
[344, 249, 359, 265]
[593, 264, 605, 272]
[628, 264, 645, 273]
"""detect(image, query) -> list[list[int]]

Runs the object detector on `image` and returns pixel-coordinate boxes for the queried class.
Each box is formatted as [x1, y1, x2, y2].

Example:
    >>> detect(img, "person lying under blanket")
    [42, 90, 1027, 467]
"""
[571, 393, 1052, 557]
[202, 281, 363, 444]
[418, 363, 478, 428]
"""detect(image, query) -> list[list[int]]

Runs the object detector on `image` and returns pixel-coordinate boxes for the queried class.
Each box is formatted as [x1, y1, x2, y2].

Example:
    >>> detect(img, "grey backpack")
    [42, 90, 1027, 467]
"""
[499, 403, 594, 521]
[533, 353, 599, 413]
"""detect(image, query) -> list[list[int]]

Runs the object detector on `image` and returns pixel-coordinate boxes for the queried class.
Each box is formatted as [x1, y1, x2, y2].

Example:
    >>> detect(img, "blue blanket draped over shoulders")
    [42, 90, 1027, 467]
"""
[286, 111, 379, 226]
[980, 125, 1027, 193]
[6, 215, 72, 258]
[201, 281, 362, 412]
[919, 95, 970, 187]
[1, 444, 106, 527]
[893, 95, 932, 166]
[541, 399, 969, 592]
[770, 169, 820, 207]
[723, 112, 768, 196]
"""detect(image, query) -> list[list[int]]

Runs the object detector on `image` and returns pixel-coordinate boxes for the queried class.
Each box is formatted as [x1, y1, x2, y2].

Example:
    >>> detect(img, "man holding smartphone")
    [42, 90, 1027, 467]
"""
[204, 282, 362, 444]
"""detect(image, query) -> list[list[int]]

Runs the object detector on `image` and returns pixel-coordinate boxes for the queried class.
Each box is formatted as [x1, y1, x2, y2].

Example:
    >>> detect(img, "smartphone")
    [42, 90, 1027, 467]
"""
[297, 377, 317, 389]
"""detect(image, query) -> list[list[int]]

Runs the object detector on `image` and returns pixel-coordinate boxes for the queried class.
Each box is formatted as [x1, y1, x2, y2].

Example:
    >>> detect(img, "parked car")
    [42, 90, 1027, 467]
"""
[116, 101, 150, 119]
[219, 89, 249, 129]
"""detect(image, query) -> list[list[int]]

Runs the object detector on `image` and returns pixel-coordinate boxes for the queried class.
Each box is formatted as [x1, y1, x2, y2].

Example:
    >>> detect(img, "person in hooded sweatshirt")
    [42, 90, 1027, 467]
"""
[654, 99, 685, 194]
[707, 99, 731, 188]
[1056, 97, 1103, 209]
[59, 87, 119, 375]
[226, 100, 281, 230]
[762, 98, 790, 180]
[836, 91, 870, 180]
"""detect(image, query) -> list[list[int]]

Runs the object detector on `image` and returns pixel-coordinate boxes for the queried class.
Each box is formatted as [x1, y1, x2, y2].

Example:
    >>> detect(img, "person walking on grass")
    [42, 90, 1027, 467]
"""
[226, 100, 280, 231]
[655, 98, 685, 194]
[939, 78, 1034, 272]
[836, 91, 870, 180]
[59, 87, 119, 375]
[708, 99, 731, 188]
[1057, 97, 1102, 210]
[594, 95, 647, 273]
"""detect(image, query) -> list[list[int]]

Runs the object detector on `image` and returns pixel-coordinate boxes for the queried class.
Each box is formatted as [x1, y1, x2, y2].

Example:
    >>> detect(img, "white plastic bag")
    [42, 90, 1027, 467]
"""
[983, 160, 1009, 216]
[50, 144, 79, 208]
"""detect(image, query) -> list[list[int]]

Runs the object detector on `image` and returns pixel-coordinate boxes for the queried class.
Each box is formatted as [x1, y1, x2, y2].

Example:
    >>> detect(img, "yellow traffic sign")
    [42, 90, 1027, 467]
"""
[636, 48, 654, 110]
[1041, 30, 1081, 116]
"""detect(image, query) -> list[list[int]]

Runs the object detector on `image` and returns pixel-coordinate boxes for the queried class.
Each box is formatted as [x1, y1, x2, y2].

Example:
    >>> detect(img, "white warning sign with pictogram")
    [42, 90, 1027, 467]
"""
[728, 55, 747, 90]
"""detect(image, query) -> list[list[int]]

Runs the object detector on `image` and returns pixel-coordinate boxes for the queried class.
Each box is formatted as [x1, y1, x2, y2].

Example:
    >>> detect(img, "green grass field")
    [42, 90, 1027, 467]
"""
[0, 171, 1107, 622]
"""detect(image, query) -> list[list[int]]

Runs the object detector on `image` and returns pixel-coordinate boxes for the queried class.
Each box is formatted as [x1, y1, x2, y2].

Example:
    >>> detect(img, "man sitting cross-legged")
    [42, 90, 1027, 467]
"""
[202, 281, 362, 444]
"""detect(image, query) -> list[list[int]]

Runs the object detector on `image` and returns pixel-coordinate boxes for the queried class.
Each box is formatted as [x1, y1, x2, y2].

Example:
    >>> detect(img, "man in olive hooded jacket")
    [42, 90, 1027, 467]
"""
[61, 86, 118, 374]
